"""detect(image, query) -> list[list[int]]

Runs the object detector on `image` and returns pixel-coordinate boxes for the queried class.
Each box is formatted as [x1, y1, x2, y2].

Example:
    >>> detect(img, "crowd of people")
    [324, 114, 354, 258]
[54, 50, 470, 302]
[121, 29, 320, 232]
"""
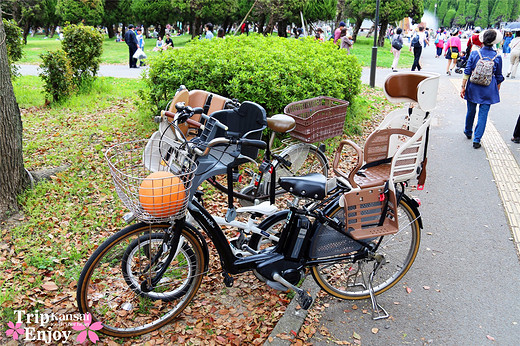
[387, 24, 520, 150]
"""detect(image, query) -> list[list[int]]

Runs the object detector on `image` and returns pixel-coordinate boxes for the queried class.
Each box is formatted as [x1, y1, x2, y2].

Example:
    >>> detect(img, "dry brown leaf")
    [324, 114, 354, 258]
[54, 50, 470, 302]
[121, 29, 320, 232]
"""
[42, 281, 59, 291]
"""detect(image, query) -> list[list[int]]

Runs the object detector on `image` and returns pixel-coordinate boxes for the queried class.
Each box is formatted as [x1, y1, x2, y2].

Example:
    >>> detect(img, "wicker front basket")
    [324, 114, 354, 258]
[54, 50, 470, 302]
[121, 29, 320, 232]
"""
[284, 96, 349, 143]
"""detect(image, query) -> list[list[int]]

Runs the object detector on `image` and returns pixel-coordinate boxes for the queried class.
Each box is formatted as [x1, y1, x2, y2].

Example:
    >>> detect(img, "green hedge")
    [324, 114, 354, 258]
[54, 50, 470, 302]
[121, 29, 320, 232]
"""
[143, 34, 362, 115]
[3, 19, 23, 77]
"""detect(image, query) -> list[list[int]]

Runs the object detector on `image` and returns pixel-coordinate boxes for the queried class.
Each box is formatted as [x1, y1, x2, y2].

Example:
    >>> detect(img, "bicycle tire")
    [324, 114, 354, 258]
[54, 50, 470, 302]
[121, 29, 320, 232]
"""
[77, 222, 206, 337]
[311, 198, 421, 300]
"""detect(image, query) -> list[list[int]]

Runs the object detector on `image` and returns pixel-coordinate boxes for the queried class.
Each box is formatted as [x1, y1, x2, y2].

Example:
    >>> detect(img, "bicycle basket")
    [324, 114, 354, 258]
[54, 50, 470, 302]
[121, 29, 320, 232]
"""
[284, 96, 349, 143]
[105, 139, 197, 222]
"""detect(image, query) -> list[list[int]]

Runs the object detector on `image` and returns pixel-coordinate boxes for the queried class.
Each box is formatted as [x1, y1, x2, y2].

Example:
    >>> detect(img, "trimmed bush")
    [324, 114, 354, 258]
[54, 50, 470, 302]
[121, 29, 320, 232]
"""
[3, 18, 23, 77]
[143, 34, 362, 114]
[39, 50, 75, 102]
[61, 24, 104, 86]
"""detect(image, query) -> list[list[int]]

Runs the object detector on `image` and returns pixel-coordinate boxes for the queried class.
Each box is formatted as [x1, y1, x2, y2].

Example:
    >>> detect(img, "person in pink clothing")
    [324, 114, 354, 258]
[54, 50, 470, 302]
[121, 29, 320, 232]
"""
[334, 21, 346, 44]
[444, 30, 462, 75]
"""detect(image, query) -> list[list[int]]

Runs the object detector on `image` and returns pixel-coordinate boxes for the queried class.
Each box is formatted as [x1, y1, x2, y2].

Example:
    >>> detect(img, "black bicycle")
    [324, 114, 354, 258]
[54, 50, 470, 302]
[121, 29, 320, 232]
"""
[76, 102, 425, 337]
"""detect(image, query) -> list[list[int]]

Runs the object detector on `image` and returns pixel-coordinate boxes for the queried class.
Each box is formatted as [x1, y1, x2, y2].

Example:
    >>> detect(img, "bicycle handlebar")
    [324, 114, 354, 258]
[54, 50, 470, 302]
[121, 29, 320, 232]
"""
[200, 137, 267, 157]
[160, 108, 228, 131]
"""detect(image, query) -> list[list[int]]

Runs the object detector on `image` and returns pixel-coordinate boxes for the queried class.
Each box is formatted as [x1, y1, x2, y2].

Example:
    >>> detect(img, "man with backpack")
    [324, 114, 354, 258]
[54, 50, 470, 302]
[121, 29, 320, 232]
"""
[460, 29, 504, 149]
[409, 25, 428, 71]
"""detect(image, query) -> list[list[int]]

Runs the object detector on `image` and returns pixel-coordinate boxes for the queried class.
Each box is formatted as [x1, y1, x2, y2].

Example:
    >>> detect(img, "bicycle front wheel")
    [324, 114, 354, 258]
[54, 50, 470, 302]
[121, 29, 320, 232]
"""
[77, 222, 206, 337]
[311, 198, 421, 299]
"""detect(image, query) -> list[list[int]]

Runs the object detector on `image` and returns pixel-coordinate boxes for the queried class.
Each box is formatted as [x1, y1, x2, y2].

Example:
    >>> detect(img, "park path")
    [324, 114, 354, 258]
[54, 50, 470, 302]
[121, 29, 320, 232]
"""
[16, 63, 146, 79]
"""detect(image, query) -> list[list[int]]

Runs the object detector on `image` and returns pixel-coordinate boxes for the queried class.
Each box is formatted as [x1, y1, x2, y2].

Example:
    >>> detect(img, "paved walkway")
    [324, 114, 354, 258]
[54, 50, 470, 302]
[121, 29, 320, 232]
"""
[269, 44, 520, 345]
[16, 63, 147, 79]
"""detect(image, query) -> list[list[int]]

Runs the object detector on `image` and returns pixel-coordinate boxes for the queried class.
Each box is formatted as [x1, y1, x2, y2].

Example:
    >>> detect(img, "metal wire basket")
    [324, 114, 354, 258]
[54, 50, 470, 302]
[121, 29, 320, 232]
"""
[105, 138, 197, 223]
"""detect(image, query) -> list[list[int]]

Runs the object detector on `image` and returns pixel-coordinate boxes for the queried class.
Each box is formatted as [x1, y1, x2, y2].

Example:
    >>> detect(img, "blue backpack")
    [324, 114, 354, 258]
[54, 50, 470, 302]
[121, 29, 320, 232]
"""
[411, 34, 420, 47]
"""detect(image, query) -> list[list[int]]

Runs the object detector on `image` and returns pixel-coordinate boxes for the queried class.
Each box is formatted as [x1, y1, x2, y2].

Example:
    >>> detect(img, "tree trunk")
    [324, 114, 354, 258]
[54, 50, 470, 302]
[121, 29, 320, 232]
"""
[265, 15, 275, 35]
[0, 13, 29, 220]
[49, 25, 56, 38]
[22, 22, 30, 45]
[106, 23, 115, 39]
[191, 17, 202, 39]
[335, 0, 346, 28]
[277, 20, 287, 37]
[352, 17, 363, 42]
[366, 24, 375, 38]
[258, 14, 265, 34]
[378, 21, 388, 47]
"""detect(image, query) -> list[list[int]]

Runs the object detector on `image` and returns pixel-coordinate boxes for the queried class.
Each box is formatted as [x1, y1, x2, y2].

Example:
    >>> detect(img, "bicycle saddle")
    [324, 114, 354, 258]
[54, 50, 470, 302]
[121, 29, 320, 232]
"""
[279, 173, 327, 200]
[267, 114, 296, 134]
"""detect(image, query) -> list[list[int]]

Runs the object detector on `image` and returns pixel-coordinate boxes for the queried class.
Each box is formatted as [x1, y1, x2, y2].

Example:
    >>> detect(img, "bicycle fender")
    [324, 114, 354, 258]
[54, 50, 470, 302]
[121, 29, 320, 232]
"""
[184, 221, 210, 273]
[400, 194, 423, 229]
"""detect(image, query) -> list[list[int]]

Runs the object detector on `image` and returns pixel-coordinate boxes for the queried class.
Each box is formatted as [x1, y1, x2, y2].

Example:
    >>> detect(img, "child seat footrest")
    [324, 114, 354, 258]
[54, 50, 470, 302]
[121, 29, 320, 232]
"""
[343, 185, 399, 241]
[350, 224, 399, 240]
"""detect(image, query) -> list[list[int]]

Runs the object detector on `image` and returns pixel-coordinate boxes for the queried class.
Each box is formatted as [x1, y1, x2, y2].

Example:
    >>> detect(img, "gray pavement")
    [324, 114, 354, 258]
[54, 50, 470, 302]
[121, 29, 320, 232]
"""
[300, 43, 520, 345]
[16, 63, 147, 79]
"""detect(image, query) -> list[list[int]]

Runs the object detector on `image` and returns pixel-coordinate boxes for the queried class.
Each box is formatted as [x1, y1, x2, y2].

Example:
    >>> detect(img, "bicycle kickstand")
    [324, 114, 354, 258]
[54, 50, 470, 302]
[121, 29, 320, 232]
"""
[368, 254, 389, 320]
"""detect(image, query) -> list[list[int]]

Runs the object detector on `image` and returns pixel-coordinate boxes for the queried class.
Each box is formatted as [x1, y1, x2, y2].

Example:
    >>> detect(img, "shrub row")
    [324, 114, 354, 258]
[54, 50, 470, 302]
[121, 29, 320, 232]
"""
[143, 34, 362, 115]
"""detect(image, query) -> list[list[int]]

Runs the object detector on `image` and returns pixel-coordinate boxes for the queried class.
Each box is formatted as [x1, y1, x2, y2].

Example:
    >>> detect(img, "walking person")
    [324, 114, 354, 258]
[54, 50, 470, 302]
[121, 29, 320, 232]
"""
[511, 114, 520, 143]
[136, 28, 145, 66]
[434, 28, 445, 58]
[461, 29, 504, 149]
[506, 33, 520, 79]
[339, 29, 353, 54]
[444, 30, 462, 75]
[124, 25, 138, 68]
[391, 28, 403, 72]
[502, 31, 513, 57]
[409, 25, 427, 71]
[334, 22, 346, 44]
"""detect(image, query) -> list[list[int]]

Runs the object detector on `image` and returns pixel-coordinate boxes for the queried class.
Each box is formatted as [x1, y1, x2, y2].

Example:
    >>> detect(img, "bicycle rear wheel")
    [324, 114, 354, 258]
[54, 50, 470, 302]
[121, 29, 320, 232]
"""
[311, 198, 420, 299]
[264, 143, 328, 206]
[77, 222, 206, 337]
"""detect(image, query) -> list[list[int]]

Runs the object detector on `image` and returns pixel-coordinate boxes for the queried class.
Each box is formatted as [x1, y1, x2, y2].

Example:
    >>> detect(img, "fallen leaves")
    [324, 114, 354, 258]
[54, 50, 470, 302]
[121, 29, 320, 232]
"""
[42, 281, 59, 291]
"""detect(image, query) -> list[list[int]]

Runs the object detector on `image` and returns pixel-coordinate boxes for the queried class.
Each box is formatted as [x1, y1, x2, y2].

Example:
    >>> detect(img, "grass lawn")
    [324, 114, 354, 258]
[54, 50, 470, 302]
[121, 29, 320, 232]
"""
[19, 33, 414, 69]
[351, 36, 414, 69]
[19, 33, 192, 65]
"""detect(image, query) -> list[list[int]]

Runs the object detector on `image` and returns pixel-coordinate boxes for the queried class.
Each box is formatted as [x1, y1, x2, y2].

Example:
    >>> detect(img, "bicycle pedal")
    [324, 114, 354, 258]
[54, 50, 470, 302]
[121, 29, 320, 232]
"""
[222, 272, 234, 287]
[225, 207, 237, 222]
[298, 290, 313, 310]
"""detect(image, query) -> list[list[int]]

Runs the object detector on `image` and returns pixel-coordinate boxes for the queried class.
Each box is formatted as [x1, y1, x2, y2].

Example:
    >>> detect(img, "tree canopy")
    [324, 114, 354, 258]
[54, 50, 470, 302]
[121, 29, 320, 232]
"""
[425, 0, 520, 28]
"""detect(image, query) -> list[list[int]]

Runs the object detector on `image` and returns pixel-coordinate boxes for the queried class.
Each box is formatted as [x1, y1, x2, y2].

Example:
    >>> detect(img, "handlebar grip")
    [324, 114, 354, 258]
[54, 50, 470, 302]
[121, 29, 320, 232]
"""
[161, 110, 176, 119]
[239, 139, 267, 150]
[186, 118, 202, 128]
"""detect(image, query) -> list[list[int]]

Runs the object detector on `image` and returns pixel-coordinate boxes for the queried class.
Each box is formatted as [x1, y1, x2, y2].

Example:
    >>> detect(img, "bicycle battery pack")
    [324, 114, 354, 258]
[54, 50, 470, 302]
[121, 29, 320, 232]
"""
[279, 212, 313, 261]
